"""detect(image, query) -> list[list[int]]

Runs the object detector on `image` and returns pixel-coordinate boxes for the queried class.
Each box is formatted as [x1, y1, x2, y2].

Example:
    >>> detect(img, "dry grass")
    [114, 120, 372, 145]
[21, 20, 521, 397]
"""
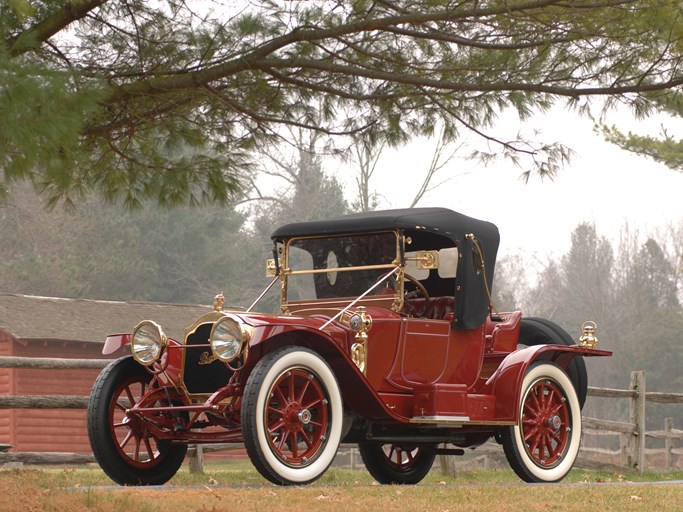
[2, 463, 682, 512]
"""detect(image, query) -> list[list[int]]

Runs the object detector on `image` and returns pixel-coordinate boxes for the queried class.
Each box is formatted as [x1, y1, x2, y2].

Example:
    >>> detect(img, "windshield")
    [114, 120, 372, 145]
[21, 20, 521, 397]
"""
[285, 232, 399, 302]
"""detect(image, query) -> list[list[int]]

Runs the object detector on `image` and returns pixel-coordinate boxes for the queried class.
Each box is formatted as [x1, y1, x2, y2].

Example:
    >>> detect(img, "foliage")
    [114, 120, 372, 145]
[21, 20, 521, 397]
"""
[619, 308, 683, 396]
[618, 237, 680, 324]
[494, 220, 683, 426]
[3, 1, 683, 207]
[0, 182, 256, 305]
[525, 223, 617, 338]
[0, 139, 348, 308]
[601, 91, 683, 172]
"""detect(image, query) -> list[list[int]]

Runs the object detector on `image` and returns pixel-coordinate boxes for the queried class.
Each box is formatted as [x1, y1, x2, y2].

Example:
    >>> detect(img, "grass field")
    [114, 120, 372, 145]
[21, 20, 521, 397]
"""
[3, 461, 682, 512]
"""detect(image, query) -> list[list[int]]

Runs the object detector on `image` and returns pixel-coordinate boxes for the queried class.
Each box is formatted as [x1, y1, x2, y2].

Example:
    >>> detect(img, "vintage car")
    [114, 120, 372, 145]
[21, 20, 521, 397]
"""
[87, 207, 611, 486]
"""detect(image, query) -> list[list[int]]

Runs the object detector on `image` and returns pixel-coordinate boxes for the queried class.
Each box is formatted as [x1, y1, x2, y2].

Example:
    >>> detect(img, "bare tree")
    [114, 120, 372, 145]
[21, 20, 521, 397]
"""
[350, 138, 384, 213]
[349, 127, 463, 211]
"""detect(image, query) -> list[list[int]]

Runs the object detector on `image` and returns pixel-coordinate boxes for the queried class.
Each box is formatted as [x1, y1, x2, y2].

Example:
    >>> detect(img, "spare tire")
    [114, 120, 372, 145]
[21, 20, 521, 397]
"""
[518, 317, 588, 409]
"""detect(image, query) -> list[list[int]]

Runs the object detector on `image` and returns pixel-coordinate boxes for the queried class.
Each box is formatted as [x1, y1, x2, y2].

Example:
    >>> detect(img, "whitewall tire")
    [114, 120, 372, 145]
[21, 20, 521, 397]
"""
[241, 346, 343, 485]
[501, 362, 581, 482]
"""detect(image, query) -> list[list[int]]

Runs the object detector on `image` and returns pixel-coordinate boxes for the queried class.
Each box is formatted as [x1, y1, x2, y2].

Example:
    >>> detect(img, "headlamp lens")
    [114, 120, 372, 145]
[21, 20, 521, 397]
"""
[131, 321, 166, 365]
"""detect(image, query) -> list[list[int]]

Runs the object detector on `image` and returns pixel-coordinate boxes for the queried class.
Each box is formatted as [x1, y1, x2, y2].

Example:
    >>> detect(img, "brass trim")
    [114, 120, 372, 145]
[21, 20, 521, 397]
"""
[198, 351, 220, 365]
[286, 263, 397, 276]
[213, 292, 225, 312]
[349, 306, 372, 375]
[405, 250, 439, 270]
[286, 295, 398, 310]
[180, 310, 252, 398]
[184, 311, 226, 340]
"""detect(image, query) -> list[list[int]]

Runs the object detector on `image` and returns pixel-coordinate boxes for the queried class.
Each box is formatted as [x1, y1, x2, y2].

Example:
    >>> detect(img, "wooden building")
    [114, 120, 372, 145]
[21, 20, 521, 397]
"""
[0, 294, 211, 454]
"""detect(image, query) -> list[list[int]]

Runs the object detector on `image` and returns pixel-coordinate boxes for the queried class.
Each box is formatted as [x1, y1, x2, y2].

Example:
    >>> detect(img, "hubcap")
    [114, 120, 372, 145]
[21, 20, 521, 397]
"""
[548, 415, 562, 430]
[298, 409, 312, 425]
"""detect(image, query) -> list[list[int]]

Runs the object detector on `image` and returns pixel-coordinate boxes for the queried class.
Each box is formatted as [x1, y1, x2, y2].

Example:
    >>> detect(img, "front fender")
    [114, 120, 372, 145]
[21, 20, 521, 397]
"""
[102, 333, 132, 355]
[102, 332, 183, 357]
[248, 324, 407, 423]
[484, 345, 611, 422]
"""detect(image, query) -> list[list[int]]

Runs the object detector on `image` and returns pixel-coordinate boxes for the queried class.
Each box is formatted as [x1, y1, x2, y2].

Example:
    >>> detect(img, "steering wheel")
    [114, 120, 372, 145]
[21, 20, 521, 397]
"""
[403, 274, 431, 317]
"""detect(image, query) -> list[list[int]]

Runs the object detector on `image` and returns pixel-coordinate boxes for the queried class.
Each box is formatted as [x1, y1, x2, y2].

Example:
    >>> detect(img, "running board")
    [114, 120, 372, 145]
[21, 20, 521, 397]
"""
[410, 416, 515, 426]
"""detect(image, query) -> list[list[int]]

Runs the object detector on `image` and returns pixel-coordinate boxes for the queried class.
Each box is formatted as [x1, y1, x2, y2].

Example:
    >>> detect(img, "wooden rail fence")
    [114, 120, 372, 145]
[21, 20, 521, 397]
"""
[580, 370, 683, 472]
[1, 357, 682, 473]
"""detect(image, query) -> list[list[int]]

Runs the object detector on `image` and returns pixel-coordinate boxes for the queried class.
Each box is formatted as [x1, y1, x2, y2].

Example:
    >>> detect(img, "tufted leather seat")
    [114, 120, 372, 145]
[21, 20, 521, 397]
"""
[404, 296, 455, 320]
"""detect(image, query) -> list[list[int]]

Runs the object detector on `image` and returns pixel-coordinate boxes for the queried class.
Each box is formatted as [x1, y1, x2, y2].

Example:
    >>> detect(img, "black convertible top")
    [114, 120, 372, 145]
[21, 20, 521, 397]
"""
[271, 207, 495, 241]
[272, 208, 500, 329]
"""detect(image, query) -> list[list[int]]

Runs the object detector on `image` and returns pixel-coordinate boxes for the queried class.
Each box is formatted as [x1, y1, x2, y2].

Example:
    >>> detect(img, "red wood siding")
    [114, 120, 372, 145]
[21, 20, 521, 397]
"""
[0, 330, 15, 447]
[14, 410, 92, 453]
[0, 366, 11, 447]
[3, 339, 111, 454]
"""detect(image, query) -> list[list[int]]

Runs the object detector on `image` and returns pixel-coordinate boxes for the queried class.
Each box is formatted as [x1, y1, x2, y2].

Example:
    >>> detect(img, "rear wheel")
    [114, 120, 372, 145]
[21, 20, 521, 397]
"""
[241, 346, 343, 485]
[359, 442, 436, 484]
[501, 362, 581, 482]
[519, 317, 588, 408]
[87, 356, 187, 485]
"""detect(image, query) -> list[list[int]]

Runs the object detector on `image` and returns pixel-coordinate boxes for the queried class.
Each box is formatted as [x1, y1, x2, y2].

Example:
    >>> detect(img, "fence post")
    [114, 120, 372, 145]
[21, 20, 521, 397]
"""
[439, 453, 450, 476]
[665, 417, 674, 469]
[619, 433, 629, 467]
[629, 371, 646, 473]
[189, 444, 204, 474]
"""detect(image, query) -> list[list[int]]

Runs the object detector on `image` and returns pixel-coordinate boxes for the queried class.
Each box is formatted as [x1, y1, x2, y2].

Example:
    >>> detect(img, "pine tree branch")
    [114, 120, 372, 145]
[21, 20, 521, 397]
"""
[92, 1, 682, 108]
[100, 0, 569, 102]
[7, 0, 109, 58]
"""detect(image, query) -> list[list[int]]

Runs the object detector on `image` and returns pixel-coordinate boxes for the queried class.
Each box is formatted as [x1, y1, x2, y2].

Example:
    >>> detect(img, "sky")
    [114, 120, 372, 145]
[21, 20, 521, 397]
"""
[341, 105, 683, 262]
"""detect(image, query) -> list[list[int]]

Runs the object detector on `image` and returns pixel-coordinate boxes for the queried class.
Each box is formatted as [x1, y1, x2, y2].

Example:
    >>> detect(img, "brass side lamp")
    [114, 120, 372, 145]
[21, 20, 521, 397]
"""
[579, 321, 598, 349]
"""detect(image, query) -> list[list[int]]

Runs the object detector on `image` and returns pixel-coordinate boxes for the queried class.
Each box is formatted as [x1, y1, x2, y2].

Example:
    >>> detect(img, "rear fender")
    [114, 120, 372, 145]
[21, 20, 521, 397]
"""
[485, 344, 611, 422]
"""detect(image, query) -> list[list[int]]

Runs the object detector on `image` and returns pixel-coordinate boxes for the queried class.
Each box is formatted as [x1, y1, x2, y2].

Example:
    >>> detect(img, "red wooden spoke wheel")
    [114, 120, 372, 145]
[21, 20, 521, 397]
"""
[383, 444, 422, 470]
[265, 368, 329, 466]
[501, 362, 581, 483]
[520, 378, 570, 467]
[359, 442, 436, 485]
[242, 346, 343, 485]
[87, 357, 187, 485]
[109, 378, 164, 468]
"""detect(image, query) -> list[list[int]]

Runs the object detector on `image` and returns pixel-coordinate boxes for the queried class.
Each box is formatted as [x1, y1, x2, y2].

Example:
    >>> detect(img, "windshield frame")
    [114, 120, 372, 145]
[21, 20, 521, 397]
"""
[279, 230, 404, 314]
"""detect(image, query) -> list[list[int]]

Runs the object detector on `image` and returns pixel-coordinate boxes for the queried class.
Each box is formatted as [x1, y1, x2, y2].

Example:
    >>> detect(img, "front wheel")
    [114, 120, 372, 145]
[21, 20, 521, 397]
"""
[87, 356, 187, 485]
[359, 443, 436, 484]
[501, 362, 581, 483]
[241, 346, 344, 485]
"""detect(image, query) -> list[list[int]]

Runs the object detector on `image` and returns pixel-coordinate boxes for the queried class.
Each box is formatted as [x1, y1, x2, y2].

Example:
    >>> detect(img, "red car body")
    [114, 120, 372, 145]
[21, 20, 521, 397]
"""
[88, 208, 610, 486]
